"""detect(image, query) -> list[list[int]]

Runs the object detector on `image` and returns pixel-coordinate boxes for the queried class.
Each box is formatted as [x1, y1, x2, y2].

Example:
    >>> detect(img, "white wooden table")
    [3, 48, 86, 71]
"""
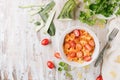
[0, 0, 115, 80]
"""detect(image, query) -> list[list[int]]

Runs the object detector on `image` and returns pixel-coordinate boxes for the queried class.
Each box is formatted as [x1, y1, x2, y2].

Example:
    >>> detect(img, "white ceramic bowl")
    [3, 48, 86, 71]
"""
[96, 14, 116, 20]
[59, 26, 100, 67]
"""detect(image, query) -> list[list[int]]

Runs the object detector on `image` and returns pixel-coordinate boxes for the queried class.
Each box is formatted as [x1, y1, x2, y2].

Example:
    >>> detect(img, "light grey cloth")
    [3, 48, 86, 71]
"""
[102, 17, 120, 80]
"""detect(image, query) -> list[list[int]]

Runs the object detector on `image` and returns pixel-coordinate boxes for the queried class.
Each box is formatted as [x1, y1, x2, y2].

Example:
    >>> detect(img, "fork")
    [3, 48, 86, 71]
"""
[94, 28, 119, 67]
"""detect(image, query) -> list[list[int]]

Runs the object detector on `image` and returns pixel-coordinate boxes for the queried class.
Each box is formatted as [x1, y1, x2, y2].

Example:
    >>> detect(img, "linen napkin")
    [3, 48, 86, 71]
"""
[102, 17, 120, 80]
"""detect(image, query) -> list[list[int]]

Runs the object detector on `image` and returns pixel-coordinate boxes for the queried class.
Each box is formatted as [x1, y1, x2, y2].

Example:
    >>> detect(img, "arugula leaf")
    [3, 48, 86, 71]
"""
[89, 3, 99, 12]
[116, 6, 120, 15]
[79, 11, 96, 25]
[79, 0, 120, 26]
[79, 11, 106, 26]
[89, 0, 118, 17]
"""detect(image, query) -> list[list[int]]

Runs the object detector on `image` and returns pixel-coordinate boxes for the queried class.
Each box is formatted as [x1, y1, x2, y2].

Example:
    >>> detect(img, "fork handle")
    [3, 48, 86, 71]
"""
[94, 42, 110, 67]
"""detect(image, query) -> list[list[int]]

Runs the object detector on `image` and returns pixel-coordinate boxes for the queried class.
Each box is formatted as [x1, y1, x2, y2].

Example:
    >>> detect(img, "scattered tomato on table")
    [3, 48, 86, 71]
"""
[54, 52, 61, 59]
[96, 75, 103, 80]
[41, 38, 50, 45]
[47, 61, 55, 69]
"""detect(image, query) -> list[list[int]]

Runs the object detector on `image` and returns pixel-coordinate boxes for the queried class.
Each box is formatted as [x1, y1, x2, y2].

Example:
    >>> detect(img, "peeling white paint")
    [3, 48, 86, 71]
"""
[0, 0, 115, 80]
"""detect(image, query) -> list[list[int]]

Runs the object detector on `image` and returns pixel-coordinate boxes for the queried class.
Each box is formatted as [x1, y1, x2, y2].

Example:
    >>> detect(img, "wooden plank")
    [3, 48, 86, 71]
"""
[0, 0, 118, 80]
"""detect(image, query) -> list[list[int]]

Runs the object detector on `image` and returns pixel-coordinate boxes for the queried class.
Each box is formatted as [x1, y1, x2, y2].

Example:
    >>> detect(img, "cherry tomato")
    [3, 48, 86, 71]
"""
[68, 52, 76, 58]
[76, 51, 83, 58]
[73, 29, 80, 37]
[85, 44, 92, 51]
[41, 38, 50, 45]
[89, 40, 95, 47]
[83, 56, 92, 62]
[64, 43, 71, 49]
[69, 41, 76, 48]
[76, 43, 82, 50]
[47, 61, 55, 69]
[54, 52, 61, 59]
[96, 75, 103, 80]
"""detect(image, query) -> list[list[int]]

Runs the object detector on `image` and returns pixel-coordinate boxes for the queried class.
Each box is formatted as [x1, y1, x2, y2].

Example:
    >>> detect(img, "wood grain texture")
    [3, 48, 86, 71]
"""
[0, 0, 116, 80]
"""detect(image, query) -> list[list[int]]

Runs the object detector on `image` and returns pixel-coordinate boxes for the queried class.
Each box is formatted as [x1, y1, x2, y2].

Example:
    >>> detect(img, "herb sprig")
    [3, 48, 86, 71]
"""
[58, 62, 73, 79]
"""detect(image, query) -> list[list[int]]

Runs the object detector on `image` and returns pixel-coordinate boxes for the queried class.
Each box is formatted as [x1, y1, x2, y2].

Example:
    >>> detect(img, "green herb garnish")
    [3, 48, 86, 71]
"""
[58, 67, 63, 71]
[65, 72, 73, 79]
[58, 62, 70, 71]
[59, 62, 65, 67]
[64, 66, 69, 71]
[58, 62, 73, 79]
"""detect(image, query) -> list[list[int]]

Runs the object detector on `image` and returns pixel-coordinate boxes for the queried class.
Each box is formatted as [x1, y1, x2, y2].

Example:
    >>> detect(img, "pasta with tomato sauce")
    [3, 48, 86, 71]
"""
[63, 29, 95, 63]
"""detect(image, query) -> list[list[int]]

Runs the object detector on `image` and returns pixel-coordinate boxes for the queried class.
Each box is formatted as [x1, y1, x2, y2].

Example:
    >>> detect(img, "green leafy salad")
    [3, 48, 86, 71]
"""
[79, 0, 120, 25]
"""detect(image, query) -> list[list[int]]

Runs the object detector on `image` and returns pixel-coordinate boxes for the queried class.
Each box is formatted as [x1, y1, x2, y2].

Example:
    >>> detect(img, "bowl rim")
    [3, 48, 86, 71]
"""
[59, 26, 100, 67]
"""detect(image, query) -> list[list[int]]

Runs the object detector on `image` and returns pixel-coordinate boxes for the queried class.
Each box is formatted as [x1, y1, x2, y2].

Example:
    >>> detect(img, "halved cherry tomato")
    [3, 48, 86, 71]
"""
[69, 41, 76, 48]
[68, 52, 76, 58]
[96, 75, 103, 80]
[89, 40, 95, 47]
[76, 51, 83, 58]
[41, 38, 50, 45]
[54, 52, 61, 59]
[64, 43, 71, 49]
[83, 56, 92, 62]
[76, 43, 82, 50]
[73, 29, 80, 37]
[47, 61, 55, 69]
[85, 44, 92, 51]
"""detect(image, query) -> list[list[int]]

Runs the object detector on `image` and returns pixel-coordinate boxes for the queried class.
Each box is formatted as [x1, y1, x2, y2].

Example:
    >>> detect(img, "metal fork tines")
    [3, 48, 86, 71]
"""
[94, 28, 119, 67]
[109, 28, 119, 41]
